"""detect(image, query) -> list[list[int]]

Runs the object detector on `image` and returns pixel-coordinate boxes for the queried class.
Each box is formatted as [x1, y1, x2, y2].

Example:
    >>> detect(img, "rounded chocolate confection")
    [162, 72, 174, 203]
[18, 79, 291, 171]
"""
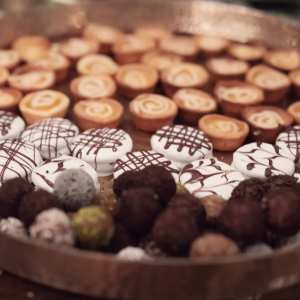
[266, 175, 298, 192]
[0, 217, 27, 239]
[139, 234, 167, 257]
[113, 170, 139, 198]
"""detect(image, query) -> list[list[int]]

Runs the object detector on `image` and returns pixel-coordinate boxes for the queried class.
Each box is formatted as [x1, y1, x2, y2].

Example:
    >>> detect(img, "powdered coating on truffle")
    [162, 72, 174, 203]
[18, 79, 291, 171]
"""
[116, 246, 150, 261]
[113, 170, 138, 197]
[0, 217, 27, 238]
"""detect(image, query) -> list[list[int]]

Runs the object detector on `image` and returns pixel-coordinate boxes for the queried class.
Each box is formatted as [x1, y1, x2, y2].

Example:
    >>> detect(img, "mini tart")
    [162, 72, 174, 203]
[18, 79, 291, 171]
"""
[206, 58, 250, 83]
[0, 87, 22, 113]
[173, 88, 217, 125]
[160, 62, 209, 98]
[140, 50, 183, 72]
[195, 35, 230, 58]
[112, 34, 156, 65]
[0, 67, 9, 87]
[58, 38, 99, 66]
[82, 23, 124, 54]
[12, 35, 50, 62]
[287, 101, 300, 125]
[289, 68, 300, 98]
[8, 65, 55, 93]
[70, 75, 116, 102]
[227, 43, 265, 64]
[115, 63, 158, 99]
[198, 114, 249, 151]
[159, 36, 199, 62]
[134, 25, 173, 42]
[241, 105, 293, 143]
[214, 80, 264, 118]
[29, 51, 70, 83]
[77, 54, 119, 76]
[263, 50, 300, 72]
[0, 50, 21, 70]
[19, 89, 70, 125]
[73, 98, 123, 130]
[129, 93, 178, 132]
[245, 64, 291, 103]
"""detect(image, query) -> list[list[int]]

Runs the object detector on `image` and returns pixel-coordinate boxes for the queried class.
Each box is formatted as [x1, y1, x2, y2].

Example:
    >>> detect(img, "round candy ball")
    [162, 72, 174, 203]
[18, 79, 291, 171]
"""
[0, 217, 27, 239]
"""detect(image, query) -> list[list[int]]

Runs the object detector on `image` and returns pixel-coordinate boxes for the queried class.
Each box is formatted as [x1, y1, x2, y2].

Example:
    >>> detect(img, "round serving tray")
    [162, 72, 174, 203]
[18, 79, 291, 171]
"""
[1, 1, 300, 300]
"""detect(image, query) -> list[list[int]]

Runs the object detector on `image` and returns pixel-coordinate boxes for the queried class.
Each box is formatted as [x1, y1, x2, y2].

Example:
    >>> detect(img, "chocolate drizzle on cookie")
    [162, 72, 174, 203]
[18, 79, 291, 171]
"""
[0, 111, 17, 136]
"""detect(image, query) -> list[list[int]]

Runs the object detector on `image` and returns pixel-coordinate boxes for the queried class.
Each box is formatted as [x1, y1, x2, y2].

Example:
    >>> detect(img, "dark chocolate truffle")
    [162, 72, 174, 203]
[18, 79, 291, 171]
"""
[19, 190, 62, 228]
[119, 188, 163, 235]
[0, 178, 34, 218]
[113, 170, 138, 197]
[267, 175, 298, 191]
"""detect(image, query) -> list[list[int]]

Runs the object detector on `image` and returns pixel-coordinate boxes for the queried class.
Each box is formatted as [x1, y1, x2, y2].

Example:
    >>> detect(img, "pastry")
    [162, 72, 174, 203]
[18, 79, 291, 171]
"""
[8, 65, 55, 93]
[160, 62, 209, 98]
[159, 36, 199, 62]
[21, 118, 79, 159]
[0, 111, 25, 139]
[241, 105, 293, 143]
[0, 50, 21, 70]
[0, 67, 9, 87]
[245, 64, 291, 103]
[77, 54, 119, 76]
[73, 98, 123, 130]
[140, 50, 183, 72]
[0, 87, 22, 113]
[31, 155, 100, 194]
[289, 68, 300, 98]
[263, 50, 300, 72]
[113, 150, 180, 183]
[112, 35, 156, 65]
[129, 93, 178, 132]
[288, 101, 300, 125]
[276, 126, 300, 168]
[180, 158, 245, 200]
[227, 43, 265, 64]
[232, 142, 295, 180]
[195, 35, 230, 58]
[134, 25, 173, 42]
[198, 114, 249, 151]
[71, 128, 133, 177]
[82, 23, 124, 54]
[206, 57, 250, 83]
[19, 90, 70, 125]
[12, 35, 50, 62]
[0, 139, 42, 183]
[151, 125, 213, 170]
[115, 63, 158, 99]
[29, 51, 70, 83]
[214, 80, 264, 118]
[70, 75, 116, 102]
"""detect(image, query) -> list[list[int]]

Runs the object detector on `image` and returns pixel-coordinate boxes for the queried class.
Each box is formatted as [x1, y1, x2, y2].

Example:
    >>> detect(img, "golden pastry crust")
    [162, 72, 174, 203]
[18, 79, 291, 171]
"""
[0, 87, 22, 114]
[73, 98, 123, 130]
[129, 93, 178, 132]
[115, 63, 158, 99]
[245, 64, 291, 103]
[289, 68, 300, 98]
[199, 114, 249, 151]
[0, 50, 21, 70]
[241, 105, 293, 143]
[173, 88, 217, 125]
[134, 25, 173, 42]
[19, 89, 70, 125]
[214, 80, 264, 118]
[263, 50, 300, 72]
[70, 75, 116, 102]
[287, 101, 300, 125]
[160, 62, 209, 98]
[196, 35, 230, 58]
[227, 43, 265, 63]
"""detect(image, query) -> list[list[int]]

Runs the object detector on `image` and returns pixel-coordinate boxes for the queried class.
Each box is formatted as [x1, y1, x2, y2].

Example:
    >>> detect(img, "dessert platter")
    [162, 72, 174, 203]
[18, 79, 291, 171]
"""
[2, 1, 300, 300]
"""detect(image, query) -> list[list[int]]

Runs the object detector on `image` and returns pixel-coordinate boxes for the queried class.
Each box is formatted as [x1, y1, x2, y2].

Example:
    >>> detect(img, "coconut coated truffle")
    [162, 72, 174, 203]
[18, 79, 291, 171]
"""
[0, 217, 27, 238]
[117, 246, 150, 261]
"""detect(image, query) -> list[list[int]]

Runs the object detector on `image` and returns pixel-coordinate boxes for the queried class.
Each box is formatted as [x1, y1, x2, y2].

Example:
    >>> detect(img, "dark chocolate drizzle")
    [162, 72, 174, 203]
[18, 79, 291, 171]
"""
[153, 125, 211, 156]
[0, 111, 17, 136]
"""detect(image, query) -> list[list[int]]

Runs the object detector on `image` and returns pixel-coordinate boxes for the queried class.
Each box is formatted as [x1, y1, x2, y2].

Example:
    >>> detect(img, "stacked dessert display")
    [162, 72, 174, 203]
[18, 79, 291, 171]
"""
[1, 20, 300, 266]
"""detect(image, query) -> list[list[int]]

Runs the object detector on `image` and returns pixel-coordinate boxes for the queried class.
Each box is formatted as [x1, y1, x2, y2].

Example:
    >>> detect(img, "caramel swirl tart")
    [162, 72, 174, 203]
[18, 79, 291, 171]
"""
[206, 57, 250, 82]
[160, 62, 209, 98]
[70, 75, 116, 102]
[77, 54, 119, 76]
[227, 43, 265, 63]
[112, 35, 156, 65]
[82, 23, 124, 54]
[19, 90, 70, 125]
[196, 35, 230, 57]
[245, 64, 291, 103]
[74, 98, 123, 130]
[199, 114, 249, 151]
[129, 93, 178, 132]
[287, 101, 300, 125]
[0, 87, 22, 114]
[134, 25, 173, 42]
[173, 88, 217, 125]
[263, 50, 300, 72]
[0, 50, 21, 70]
[214, 80, 264, 118]
[115, 63, 158, 99]
[241, 105, 293, 143]
[289, 68, 300, 98]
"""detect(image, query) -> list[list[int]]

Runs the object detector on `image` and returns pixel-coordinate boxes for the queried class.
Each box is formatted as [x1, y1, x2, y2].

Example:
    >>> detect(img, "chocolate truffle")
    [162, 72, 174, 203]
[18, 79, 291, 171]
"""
[217, 200, 265, 245]
[113, 170, 138, 197]
[117, 246, 150, 261]
[29, 208, 74, 247]
[199, 195, 226, 222]
[189, 233, 240, 258]
[18, 190, 62, 228]
[98, 189, 121, 216]
[72, 205, 114, 250]
[0, 178, 34, 218]
[0, 217, 27, 238]
[139, 234, 167, 257]
[266, 175, 298, 192]
[119, 188, 163, 235]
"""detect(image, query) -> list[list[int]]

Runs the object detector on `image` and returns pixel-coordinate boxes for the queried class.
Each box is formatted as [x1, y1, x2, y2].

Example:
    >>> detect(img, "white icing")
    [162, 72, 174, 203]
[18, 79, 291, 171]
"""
[248, 110, 285, 129]
[166, 64, 203, 86]
[180, 158, 245, 200]
[210, 59, 248, 74]
[232, 142, 295, 180]
[32, 155, 100, 193]
[294, 169, 300, 182]
[217, 86, 258, 103]
[117, 246, 150, 261]
[77, 76, 113, 98]
[0, 50, 20, 68]
[9, 71, 54, 89]
[0, 111, 25, 139]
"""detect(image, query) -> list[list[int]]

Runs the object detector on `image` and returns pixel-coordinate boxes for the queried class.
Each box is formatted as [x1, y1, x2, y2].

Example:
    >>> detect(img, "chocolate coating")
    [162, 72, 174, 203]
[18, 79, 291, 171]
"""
[266, 175, 298, 191]
[113, 170, 138, 197]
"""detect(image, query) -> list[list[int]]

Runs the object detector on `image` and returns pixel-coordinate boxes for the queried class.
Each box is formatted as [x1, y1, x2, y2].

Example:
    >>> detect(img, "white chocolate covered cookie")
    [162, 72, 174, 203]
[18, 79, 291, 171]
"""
[0, 111, 25, 139]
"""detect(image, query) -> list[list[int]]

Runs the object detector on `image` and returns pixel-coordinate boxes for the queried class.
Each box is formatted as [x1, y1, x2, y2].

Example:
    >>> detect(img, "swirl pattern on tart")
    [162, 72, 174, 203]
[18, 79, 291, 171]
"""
[0, 50, 21, 70]
[30, 52, 70, 72]
[228, 44, 265, 62]
[264, 50, 300, 71]
[206, 58, 249, 75]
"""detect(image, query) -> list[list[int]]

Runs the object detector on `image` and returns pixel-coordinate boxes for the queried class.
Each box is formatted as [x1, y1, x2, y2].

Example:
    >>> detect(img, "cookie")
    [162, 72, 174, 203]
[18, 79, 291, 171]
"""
[0, 111, 25, 139]
[227, 43, 265, 64]
[195, 35, 230, 58]
[0, 50, 21, 70]
[263, 50, 300, 72]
